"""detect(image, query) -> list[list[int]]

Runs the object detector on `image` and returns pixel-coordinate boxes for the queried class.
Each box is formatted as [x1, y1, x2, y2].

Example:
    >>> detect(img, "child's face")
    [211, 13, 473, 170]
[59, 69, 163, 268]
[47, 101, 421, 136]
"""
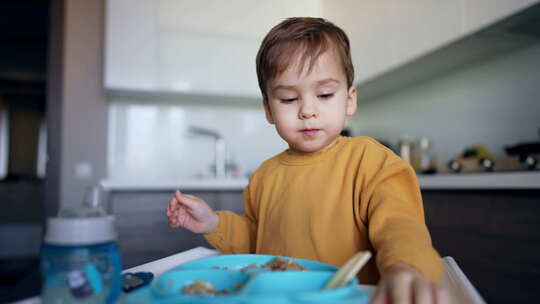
[263, 50, 357, 154]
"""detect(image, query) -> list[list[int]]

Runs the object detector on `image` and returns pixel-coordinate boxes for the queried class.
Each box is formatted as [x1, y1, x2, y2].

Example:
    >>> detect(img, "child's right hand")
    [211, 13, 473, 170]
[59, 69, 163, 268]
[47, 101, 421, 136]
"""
[166, 190, 219, 234]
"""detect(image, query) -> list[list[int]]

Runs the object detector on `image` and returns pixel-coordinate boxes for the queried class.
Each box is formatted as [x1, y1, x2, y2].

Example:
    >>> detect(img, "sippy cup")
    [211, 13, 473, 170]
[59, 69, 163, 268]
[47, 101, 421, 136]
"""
[40, 186, 122, 303]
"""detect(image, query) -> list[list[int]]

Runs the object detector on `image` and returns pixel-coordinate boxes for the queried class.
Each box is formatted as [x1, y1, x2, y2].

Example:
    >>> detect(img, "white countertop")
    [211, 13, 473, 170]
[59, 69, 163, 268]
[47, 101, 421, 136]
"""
[101, 178, 249, 191]
[101, 171, 540, 191]
[418, 171, 540, 190]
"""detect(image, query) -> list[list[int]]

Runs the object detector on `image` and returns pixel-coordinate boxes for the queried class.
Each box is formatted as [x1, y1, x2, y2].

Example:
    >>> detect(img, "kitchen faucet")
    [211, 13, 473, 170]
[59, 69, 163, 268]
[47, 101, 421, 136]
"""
[187, 126, 227, 178]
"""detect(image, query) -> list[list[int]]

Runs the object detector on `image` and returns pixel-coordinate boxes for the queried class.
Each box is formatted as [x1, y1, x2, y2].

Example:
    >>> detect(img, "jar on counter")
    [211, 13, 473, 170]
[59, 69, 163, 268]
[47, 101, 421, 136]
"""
[398, 136, 412, 164]
[417, 137, 437, 174]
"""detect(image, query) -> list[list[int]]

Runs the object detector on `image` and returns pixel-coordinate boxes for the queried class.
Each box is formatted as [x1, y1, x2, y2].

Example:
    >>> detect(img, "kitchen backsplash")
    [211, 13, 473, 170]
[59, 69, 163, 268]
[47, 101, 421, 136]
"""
[108, 101, 287, 181]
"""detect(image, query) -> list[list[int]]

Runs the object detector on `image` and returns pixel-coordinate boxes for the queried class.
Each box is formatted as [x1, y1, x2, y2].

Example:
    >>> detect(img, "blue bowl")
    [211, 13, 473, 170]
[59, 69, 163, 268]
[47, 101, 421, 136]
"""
[240, 271, 368, 304]
[175, 254, 338, 274]
[125, 254, 368, 304]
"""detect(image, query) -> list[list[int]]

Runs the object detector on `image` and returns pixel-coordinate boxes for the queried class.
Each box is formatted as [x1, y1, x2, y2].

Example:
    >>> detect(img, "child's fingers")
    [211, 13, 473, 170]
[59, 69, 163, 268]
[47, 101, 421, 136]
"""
[166, 196, 183, 228]
[169, 195, 180, 209]
[170, 212, 181, 228]
[370, 283, 387, 304]
[166, 200, 172, 216]
[388, 280, 411, 304]
[175, 191, 202, 211]
[435, 285, 450, 304]
[412, 278, 432, 304]
[166, 196, 178, 216]
[174, 190, 183, 202]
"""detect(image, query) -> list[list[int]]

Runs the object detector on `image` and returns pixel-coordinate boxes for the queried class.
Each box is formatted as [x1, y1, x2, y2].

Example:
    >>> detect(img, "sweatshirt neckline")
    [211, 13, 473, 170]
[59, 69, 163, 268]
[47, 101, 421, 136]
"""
[278, 136, 350, 165]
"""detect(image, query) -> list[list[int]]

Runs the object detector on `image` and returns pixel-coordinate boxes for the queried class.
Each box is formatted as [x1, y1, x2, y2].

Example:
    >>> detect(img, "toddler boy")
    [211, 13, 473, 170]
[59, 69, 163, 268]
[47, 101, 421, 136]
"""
[167, 17, 446, 304]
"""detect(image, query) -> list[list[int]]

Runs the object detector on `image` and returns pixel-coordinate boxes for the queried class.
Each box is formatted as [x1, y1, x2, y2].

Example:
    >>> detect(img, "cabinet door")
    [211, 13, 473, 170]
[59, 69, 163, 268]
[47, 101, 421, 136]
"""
[106, 0, 323, 98]
[158, 32, 260, 97]
[105, 0, 159, 91]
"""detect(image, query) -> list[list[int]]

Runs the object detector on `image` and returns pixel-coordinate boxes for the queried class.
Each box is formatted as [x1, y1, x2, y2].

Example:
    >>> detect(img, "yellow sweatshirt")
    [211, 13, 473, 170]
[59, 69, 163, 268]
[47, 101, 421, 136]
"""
[204, 136, 443, 284]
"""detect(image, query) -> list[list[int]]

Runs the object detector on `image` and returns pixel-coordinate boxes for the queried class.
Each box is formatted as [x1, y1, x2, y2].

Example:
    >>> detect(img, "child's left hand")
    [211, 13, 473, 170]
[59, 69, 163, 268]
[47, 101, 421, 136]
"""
[371, 263, 449, 304]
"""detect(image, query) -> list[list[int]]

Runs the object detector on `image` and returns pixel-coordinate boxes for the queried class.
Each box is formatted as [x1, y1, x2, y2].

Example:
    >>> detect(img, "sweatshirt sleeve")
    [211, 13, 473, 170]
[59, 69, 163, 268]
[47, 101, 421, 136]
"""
[362, 158, 443, 283]
[203, 182, 257, 254]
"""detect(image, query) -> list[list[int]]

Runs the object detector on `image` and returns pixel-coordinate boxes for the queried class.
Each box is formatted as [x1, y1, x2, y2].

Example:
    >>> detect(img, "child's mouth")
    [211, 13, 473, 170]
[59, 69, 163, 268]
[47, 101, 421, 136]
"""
[301, 129, 319, 136]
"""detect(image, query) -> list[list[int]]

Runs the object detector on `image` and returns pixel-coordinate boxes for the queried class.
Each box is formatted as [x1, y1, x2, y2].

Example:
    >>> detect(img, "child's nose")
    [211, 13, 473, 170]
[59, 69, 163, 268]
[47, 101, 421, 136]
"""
[298, 100, 319, 119]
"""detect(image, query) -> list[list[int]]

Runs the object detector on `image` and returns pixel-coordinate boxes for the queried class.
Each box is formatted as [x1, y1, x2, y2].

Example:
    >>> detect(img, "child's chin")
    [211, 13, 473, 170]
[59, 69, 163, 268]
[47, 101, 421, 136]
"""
[291, 144, 324, 154]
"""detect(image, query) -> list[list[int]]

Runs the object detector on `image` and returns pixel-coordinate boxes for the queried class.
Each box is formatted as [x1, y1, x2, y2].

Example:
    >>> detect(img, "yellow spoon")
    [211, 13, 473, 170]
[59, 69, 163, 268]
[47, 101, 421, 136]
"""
[324, 251, 372, 290]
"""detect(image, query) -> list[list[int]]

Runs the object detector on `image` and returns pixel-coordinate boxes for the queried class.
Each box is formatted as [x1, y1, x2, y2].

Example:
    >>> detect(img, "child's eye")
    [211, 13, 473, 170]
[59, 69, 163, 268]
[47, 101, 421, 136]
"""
[280, 98, 297, 103]
[318, 93, 334, 99]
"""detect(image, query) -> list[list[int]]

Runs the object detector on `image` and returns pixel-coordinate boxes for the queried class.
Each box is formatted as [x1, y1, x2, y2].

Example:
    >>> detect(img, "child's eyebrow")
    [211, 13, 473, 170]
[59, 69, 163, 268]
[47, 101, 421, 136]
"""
[314, 78, 340, 87]
[271, 78, 340, 93]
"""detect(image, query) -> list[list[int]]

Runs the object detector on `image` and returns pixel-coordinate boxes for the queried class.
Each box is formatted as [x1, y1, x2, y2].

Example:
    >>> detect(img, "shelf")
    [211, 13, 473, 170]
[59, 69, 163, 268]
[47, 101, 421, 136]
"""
[418, 171, 540, 190]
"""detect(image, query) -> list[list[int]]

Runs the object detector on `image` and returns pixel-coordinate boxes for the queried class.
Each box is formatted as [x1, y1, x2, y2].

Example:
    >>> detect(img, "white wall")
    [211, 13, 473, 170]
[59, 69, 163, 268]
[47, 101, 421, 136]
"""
[349, 42, 540, 162]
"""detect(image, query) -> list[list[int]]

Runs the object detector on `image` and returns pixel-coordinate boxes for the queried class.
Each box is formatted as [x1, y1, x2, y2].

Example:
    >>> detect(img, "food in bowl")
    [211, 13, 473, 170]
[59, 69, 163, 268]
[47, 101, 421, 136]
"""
[212, 256, 309, 272]
[181, 280, 227, 295]
[258, 256, 308, 271]
[181, 280, 244, 296]
[181, 257, 308, 295]
[181, 280, 217, 295]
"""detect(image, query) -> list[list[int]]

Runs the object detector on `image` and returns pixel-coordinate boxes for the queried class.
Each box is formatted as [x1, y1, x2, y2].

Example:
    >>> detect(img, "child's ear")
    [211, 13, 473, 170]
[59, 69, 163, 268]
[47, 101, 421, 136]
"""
[346, 86, 358, 116]
[263, 100, 275, 124]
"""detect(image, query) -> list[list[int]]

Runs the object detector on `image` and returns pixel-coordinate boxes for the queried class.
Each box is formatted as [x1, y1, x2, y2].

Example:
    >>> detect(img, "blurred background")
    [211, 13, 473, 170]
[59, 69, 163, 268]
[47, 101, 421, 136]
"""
[0, 0, 539, 303]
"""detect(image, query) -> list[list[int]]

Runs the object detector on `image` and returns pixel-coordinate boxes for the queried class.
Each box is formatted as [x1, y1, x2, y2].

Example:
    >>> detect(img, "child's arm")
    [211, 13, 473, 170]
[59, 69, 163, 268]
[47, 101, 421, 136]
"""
[203, 185, 258, 253]
[357, 144, 446, 303]
[371, 263, 449, 304]
[364, 163, 444, 283]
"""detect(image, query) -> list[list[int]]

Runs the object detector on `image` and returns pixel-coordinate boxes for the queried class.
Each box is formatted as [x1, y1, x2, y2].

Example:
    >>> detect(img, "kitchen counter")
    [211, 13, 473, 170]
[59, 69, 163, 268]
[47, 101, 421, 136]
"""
[101, 171, 540, 192]
[100, 178, 249, 191]
[418, 171, 540, 189]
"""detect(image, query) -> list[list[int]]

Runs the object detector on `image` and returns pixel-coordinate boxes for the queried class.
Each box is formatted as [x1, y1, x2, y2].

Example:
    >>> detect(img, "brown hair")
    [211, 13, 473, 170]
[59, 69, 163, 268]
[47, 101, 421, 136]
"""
[256, 17, 354, 101]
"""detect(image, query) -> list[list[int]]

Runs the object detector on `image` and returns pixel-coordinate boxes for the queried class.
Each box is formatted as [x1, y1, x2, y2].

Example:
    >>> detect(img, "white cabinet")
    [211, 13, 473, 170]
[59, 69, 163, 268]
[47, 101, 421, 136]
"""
[157, 31, 260, 97]
[323, 0, 539, 84]
[105, 0, 159, 91]
[105, 0, 323, 99]
[106, 0, 539, 95]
